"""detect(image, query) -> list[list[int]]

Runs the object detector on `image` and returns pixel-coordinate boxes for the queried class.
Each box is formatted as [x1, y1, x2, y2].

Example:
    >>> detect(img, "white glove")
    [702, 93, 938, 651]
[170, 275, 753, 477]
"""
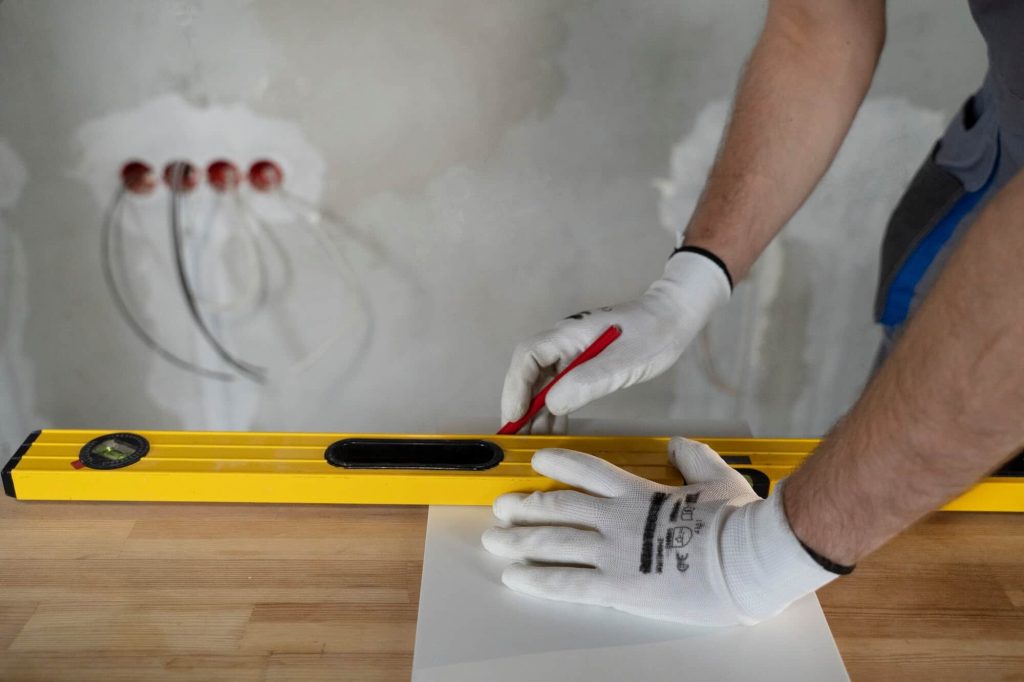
[482, 438, 842, 626]
[500, 251, 731, 434]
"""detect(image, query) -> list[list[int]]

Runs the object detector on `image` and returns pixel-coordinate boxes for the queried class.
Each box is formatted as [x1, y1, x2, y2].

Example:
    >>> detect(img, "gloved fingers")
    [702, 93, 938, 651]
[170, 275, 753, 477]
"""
[520, 403, 572, 434]
[501, 333, 579, 424]
[668, 437, 749, 487]
[531, 448, 644, 497]
[526, 410, 554, 434]
[523, 365, 559, 434]
[516, 371, 569, 435]
[532, 411, 568, 435]
[492, 489, 604, 526]
[544, 353, 634, 416]
[501, 563, 607, 607]
[482, 526, 603, 566]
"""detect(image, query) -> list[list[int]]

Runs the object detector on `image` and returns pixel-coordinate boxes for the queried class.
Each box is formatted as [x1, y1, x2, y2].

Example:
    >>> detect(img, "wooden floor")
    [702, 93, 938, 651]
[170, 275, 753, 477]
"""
[1, 496, 1022, 681]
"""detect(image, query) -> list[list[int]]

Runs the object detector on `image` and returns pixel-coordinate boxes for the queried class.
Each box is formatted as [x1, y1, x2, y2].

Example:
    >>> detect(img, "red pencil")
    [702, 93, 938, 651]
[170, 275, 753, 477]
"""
[497, 325, 622, 435]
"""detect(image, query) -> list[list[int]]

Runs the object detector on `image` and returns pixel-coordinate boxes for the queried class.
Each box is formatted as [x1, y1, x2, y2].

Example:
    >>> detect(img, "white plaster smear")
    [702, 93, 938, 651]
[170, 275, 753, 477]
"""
[0, 138, 47, 455]
[72, 92, 325, 220]
[70, 94, 368, 430]
[658, 98, 945, 435]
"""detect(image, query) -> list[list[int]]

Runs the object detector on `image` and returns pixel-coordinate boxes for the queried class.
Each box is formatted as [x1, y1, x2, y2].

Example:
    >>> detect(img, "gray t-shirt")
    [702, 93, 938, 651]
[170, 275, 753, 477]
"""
[872, 0, 1022, 349]
[937, 0, 1023, 190]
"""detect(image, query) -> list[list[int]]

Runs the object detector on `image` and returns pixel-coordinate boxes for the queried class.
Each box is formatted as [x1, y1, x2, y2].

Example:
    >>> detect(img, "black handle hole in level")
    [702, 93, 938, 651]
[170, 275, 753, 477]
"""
[79, 432, 150, 470]
[735, 468, 771, 499]
[325, 439, 504, 471]
[994, 451, 1024, 477]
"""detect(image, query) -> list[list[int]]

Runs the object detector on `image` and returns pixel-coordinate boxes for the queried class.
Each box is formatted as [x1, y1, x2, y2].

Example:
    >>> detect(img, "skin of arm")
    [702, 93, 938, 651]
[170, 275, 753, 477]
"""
[683, 0, 887, 280]
[785, 168, 1024, 566]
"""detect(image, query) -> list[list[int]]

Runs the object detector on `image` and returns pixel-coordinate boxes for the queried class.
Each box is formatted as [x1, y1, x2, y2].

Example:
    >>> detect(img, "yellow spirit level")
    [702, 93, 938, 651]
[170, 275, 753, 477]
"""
[3, 429, 1022, 511]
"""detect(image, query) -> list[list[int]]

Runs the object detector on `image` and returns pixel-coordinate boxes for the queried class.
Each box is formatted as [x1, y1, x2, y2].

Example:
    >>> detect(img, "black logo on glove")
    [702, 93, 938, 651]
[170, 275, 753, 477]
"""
[667, 526, 692, 548]
[565, 306, 615, 321]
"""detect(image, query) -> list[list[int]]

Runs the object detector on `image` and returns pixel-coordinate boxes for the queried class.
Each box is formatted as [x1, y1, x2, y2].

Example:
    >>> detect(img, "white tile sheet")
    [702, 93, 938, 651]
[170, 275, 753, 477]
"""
[413, 506, 848, 682]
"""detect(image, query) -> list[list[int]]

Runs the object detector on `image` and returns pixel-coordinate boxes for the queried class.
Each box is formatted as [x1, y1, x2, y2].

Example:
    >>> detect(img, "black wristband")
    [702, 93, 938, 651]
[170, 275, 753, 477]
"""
[670, 245, 734, 291]
[798, 538, 856, 576]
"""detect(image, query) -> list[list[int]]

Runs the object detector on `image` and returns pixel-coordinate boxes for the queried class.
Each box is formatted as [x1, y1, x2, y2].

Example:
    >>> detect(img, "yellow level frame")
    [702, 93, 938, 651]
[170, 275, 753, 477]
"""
[4, 429, 1023, 511]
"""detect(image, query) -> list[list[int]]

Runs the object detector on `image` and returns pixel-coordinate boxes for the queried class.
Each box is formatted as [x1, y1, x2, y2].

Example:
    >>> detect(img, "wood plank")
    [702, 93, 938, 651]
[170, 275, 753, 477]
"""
[1, 496, 1022, 680]
[0, 603, 38, 651]
[833, 639, 1024, 681]
[242, 602, 418, 655]
[265, 653, 414, 682]
[0, 654, 266, 682]
[819, 563, 1023, 640]
[10, 604, 253, 654]
[817, 512, 1024, 681]
[0, 520, 134, 558]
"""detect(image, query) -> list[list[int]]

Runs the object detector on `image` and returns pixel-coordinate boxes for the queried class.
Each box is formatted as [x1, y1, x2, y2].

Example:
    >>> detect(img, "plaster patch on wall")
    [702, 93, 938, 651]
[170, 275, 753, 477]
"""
[656, 100, 729, 246]
[0, 139, 47, 456]
[0, 139, 28, 210]
[0, 0, 979, 437]
[70, 94, 370, 430]
[250, 0, 574, 209]
[657, 98, 945, 435]
[72, 92, 325, 214]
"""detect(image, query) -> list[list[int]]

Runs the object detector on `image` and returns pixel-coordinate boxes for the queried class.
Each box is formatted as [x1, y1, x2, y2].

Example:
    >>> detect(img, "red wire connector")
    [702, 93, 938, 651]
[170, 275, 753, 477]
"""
[207, 159, 241, 192]
[163, 161, 200, 193]
[248, 159, 283, 192]
[120, 161, 157, 195]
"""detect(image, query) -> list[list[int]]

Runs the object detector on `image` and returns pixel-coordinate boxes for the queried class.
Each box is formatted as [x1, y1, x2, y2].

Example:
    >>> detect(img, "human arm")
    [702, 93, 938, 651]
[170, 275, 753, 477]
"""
[684, 0, 887, 279]
[785, 167, 1024, 565]
[483, 170, 1024, 626]
[500, 0, 888, 430]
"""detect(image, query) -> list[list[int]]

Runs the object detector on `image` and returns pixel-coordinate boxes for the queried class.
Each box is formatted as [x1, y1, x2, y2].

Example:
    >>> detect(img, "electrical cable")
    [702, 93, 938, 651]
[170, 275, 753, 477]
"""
[220, 195, 311, 376]
[279, 187, 430, 323]
[268, 189, 376, 377]
[186, 183, 361, 379]
[278, 190, 390, 263]
[229, 189, 293, 306]
[190, 192, 270, 316]
[100, 187, 234, 381]
[167, 166, 266, 382]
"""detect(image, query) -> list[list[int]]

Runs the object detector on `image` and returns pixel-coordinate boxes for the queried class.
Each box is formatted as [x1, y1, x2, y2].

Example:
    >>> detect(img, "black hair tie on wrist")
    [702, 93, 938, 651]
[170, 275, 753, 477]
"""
[671, 245, 734, 291]
[798, 538, 856, 576]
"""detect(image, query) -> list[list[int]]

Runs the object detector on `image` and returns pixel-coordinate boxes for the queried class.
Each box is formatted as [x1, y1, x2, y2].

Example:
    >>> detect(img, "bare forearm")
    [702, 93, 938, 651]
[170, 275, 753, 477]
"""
[683, 0, 885, 280]
[786, 169, 1024, 565]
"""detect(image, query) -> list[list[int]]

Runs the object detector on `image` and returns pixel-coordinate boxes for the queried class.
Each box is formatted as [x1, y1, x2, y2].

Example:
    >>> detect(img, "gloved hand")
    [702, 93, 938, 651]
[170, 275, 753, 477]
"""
[500, 251, 731, 434]
[482, 438, 841, 626]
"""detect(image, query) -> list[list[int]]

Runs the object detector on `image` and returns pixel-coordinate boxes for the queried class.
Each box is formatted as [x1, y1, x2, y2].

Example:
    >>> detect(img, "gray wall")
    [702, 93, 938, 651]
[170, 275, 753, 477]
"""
[0, 1, 987, 452]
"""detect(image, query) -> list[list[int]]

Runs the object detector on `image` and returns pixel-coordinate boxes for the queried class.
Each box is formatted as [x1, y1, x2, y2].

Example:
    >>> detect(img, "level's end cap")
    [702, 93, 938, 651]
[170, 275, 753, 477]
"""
[3, 430, 43, 498]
